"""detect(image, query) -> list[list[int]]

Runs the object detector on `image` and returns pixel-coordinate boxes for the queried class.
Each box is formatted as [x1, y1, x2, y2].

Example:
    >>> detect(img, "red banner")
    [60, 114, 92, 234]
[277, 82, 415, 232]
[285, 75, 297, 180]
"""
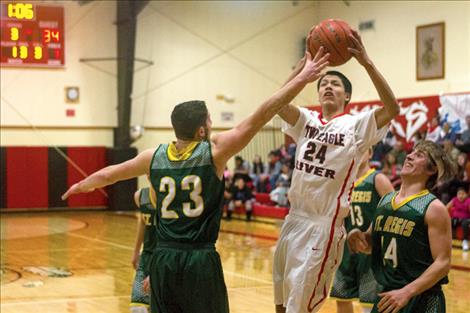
[307, 92, 470, 143]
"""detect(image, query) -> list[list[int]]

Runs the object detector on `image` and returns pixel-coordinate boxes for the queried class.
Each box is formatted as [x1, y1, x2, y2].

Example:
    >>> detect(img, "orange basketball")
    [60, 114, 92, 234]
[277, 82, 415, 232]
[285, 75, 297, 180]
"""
[307, 19, 354, 66]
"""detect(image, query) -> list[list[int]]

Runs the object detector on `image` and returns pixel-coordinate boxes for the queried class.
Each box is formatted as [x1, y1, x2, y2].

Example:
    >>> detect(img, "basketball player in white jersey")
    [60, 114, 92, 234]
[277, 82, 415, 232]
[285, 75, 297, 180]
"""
[272, 30, 400, 313]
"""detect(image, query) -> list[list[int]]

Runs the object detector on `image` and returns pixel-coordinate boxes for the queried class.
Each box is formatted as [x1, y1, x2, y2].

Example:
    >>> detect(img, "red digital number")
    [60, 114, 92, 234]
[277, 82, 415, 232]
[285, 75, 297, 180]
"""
[43, 29, 60, 43]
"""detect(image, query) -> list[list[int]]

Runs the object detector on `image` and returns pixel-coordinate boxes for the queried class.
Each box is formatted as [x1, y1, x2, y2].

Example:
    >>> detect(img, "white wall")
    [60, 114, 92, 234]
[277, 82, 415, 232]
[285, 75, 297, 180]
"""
[131, 1, 318, 138]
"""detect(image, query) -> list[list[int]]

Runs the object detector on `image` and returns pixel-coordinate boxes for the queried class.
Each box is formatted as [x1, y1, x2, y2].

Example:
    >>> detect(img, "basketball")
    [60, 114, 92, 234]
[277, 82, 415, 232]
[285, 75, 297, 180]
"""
[307, 19, 354, 66]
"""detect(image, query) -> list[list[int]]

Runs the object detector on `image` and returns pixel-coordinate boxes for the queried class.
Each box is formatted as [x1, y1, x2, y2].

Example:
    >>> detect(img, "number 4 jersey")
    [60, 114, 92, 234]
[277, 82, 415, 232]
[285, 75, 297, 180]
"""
[371, 190, 448, 290]
[283, 108, 387, 219]
[149, 141, 225, 244]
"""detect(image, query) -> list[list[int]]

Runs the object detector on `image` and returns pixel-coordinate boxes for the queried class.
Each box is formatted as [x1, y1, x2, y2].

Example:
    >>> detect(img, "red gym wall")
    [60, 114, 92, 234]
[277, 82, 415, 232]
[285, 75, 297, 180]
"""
[1, 146, 108, 210]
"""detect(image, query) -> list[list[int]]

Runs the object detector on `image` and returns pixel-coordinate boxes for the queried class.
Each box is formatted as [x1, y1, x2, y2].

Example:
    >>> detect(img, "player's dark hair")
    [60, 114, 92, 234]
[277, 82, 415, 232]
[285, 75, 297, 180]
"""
[317, 71, 352, 105]
[171, 100, 208, 140]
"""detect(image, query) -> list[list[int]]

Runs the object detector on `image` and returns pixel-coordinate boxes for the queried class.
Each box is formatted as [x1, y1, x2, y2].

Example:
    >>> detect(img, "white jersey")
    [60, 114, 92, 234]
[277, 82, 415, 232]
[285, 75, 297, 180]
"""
[283, 107, 387, 220]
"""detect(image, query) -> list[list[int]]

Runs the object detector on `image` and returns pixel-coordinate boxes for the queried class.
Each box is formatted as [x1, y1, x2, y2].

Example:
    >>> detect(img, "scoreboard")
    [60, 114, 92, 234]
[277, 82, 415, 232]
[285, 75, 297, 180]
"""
[0, 2, 64, 67]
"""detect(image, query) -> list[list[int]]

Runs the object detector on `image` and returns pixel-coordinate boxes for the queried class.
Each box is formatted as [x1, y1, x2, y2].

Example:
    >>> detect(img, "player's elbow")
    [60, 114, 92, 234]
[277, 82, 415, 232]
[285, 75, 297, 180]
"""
[438, 256, 451, 277]
[385, 100, 400, 117]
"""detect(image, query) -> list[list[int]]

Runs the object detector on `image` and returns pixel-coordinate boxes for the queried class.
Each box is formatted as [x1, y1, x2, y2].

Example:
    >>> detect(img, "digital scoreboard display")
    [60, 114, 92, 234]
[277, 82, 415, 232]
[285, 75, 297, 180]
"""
[0, 2, 64, 67]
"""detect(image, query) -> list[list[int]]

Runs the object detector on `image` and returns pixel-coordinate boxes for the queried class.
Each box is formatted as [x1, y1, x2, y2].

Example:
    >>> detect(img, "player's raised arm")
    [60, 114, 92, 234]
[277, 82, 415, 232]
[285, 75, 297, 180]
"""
[348, 29, 399, 129]
[61, 148, 155, 200]
[277, 53, 309, 126]
[211, 48, 329, 173]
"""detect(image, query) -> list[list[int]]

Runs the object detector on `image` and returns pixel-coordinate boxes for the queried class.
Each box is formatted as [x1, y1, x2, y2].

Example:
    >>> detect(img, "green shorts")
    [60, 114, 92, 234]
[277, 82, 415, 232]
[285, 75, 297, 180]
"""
[131, 252, 152, 306]
[371, 288, 445, 313]
[148, 242, 229, 313]
[330, 247, 382, 304]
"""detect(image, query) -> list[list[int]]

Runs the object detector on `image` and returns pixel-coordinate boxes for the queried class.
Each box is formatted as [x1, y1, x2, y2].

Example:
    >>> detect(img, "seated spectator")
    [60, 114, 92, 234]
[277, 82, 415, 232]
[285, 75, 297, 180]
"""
[233, 155, 251, 183]
[287, 143, 297, 168]
[437, 122, 457, 145]
[223, 169, 234, 208]
[250, 154, 266, 192]
[381, 153, 402, 188]
[457, 152, 470, 183]
[425, 115, 441, 142]
[258, 150, 282, 192]
[371, 141, 392, 169]
[270, 162, 291, 207]
[442, 139, 461, 163]
[446, 187, 470, 250]
[456, 115, 470, 153]
[226, 177, 254, 221]
[389, 140, 407, 166]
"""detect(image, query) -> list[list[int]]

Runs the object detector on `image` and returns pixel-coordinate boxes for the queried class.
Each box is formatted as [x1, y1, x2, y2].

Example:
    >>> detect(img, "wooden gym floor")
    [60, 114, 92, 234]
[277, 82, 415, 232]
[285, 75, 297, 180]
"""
[1, 211, 469, 313]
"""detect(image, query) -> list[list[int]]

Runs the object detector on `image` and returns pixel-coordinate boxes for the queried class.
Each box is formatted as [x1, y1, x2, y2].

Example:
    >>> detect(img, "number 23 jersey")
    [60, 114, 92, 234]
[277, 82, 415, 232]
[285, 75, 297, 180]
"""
[283, 107, 387, 219]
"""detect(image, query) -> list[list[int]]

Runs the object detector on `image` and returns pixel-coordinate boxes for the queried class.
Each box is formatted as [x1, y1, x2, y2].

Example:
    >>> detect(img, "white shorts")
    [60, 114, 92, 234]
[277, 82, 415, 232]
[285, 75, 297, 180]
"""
[273, 212, 346, 313]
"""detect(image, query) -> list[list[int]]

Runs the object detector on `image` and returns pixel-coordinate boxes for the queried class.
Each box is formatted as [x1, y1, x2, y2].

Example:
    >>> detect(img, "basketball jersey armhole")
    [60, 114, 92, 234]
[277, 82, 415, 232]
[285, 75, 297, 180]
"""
[149, 144, 162, 175]
[206, 141, 223, 183]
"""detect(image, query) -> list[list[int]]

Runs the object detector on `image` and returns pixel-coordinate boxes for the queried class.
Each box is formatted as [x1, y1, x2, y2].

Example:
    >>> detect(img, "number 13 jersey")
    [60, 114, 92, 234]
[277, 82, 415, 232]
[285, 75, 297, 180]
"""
[283, 107, 387, 219]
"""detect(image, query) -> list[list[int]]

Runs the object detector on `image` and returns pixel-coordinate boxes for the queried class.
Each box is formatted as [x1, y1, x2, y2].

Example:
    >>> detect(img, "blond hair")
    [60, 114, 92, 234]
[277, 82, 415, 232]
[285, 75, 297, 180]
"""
[414, 141, 457, 189]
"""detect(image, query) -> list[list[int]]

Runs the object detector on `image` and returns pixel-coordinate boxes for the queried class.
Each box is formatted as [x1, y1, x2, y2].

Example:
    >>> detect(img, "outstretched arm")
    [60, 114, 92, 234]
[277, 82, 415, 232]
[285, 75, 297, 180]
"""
[211, 48, 329, 175]
[376, 200, 451, 313]
[348, 29, 399, 129]
[62, 149, 155, 199]
[277, 55, 307, 126]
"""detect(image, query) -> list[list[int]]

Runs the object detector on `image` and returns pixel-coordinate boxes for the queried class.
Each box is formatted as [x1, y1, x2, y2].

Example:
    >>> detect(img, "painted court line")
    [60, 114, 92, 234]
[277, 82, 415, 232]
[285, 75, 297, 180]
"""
[67, 232, 134, 251]
[1, 295, 129, 306]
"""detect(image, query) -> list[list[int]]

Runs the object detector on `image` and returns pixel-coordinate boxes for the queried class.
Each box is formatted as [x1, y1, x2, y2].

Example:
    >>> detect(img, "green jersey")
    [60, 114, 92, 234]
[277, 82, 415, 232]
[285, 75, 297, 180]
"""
[346, 169, 381, 233]
[138, 187, 157, 254]
[371, 190, 448, 290]
[149, 141, 225, 244]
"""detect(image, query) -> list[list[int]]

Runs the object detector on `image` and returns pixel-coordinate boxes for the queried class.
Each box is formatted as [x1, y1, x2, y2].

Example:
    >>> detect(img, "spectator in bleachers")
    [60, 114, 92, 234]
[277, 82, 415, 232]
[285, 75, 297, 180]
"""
[257, 150, 282, 192]
[250, 154, 266, 192]
[226, 177, 254, 221]
[233, 155, 251, 183]
[410, 129, 425, 147]
[457, 152, 470, 183]
[269, 162, 291, 207]
[446, 187, 470, 251]
[425, 115, 442, 142]
[287, 143, 296, 168]
[279, 144, 289, 161]
[442, 139, 461, 163]
[437, 122, 457, 145]
[371, 134, 394, 169]
[456, 115, 470, 153]
[381, 152, 402, 188]
[389, 140, 407, 166]
[223, 170, 234, 212]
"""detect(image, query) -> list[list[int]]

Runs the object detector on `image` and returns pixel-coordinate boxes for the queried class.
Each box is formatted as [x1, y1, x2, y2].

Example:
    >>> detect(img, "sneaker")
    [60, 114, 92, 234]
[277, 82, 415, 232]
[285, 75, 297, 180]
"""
[463, 240, 469, 251]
